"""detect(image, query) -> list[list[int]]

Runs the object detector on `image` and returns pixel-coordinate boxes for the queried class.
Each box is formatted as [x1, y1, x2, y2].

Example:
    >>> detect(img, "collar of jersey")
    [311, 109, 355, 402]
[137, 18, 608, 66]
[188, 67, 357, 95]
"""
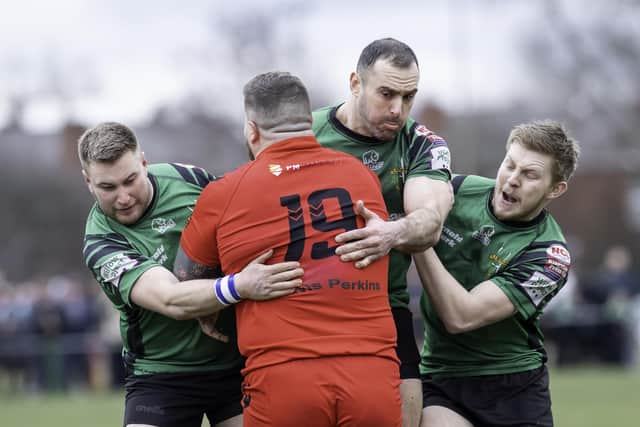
[257, 135, 320, 157]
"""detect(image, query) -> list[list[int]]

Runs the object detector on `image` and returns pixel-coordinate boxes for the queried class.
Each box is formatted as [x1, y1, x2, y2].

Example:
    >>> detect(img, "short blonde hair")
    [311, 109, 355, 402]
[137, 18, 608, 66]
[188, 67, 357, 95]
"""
[506, 120, 580, 183]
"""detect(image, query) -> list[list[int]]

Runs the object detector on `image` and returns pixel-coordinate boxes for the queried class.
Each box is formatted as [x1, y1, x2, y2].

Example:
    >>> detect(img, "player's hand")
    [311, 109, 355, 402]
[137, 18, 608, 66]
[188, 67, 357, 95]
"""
[235, 250, 304, 301]
[335, 200, 396, 269]
[198, 313, 229, 342]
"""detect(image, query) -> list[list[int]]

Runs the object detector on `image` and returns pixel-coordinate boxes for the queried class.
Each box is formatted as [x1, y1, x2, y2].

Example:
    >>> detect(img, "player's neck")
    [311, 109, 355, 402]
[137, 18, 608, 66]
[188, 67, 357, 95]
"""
[255, 129, 314, 157]
[337, 101, 367, 136]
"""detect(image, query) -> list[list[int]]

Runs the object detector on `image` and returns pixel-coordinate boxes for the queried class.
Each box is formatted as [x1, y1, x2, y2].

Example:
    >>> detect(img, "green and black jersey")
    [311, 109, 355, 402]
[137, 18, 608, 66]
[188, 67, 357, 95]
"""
[82, 163, 242, 375]
[420, 175, 572, 377]
[313, 105, 452, 309]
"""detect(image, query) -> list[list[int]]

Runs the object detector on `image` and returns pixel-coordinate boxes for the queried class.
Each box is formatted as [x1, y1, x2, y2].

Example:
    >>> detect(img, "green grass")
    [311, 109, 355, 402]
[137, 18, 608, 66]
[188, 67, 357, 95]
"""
[1, 366, 638, 427]
[550, 365, 640, 427]
[0, 391, 123, 427]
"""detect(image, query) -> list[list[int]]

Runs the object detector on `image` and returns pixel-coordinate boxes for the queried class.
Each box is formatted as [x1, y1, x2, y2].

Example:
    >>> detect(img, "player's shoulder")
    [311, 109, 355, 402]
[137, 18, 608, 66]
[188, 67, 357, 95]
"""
[149, 162, 217, 189]
[198, 161, 251, 199]
[84, 204, 111, 234]
[318, 143, 366, 166]
[451, 174, 494, 196]
[538, 213, 568, 245]
[403, 118, 447, 146]
[312, 105, 337, 132]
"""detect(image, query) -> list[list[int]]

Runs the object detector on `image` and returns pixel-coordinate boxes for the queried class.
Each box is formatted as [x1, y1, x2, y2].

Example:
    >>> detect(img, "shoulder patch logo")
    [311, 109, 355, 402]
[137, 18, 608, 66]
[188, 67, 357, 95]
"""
[430, 146, 451, 171]
[472, 224, 495, 246]
[547, 245, 571, 265]
[545, 244, 571, 278]
[151, 217, 176, 234]
[269, 164, 283, 176]
[362, 150, 384, 171]
[100, 253, 138, 287]
[520, 271, 558, 306]
[415, 125, 431, 136]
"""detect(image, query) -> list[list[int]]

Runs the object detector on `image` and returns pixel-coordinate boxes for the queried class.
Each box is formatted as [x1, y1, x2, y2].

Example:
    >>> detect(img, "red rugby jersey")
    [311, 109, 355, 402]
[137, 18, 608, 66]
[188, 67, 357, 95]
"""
[181, 136, 398, 374]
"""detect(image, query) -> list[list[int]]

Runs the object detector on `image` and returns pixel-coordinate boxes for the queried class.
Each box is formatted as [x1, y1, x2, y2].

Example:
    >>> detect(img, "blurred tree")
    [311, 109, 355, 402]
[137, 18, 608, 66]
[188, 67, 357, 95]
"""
[520, 0, 640, 165]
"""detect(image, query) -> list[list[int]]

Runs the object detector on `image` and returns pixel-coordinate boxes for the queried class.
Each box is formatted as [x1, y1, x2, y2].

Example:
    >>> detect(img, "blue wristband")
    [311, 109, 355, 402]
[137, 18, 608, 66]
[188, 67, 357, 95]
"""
[228, 274, 241, 301]
[214, 274, 242, 306]
[215, 277, 231, 305]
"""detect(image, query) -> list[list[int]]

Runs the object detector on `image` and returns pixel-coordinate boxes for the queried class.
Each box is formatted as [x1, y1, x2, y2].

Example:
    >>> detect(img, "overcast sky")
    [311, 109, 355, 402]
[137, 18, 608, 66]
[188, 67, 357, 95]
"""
[0, 0, 544, 132]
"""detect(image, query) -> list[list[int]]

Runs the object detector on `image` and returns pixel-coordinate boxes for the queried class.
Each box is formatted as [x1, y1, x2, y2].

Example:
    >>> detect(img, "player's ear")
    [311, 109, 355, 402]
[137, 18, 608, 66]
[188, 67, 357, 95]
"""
[246, 120, 259, 145]
[349, 72, 361, 97]
[82, 169, 94, 194]
[547, 180, 567, 200]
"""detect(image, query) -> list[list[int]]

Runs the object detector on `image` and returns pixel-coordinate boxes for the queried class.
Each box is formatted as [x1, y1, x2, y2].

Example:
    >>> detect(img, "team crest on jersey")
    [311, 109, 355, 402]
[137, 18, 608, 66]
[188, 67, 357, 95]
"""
[151, 217, 176, 234]
[472, 225, 495, 246]
[100, 253, 138, 287]
[430, 146, 451, 171]
[362, 150, 384, 171]
[269, 164, 283, 176]
[520, 271, 558, 306]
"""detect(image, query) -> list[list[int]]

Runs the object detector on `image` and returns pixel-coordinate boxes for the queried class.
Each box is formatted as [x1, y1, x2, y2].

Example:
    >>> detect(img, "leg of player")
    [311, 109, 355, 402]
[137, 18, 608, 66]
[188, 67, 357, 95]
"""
[400, 378, 423, 427]
[215, 414, 242, 427]
[421, 406, 473, 427]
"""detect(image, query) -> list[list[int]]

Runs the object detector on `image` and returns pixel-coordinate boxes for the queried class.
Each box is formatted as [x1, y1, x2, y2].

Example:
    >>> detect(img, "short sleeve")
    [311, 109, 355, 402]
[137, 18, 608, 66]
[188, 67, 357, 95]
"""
[491, 242, 571, 320]
[406, 124, 452, 182]
[83, 231, 158, 307]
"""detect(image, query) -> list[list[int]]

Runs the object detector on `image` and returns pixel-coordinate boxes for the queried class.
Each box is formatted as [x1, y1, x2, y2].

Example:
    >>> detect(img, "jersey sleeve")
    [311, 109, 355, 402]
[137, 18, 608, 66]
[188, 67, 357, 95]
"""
[180, 177, 231, 267]
[406, 124, 452, 182]
[491, 242, 571, 321]
[83, 220, 159, 308]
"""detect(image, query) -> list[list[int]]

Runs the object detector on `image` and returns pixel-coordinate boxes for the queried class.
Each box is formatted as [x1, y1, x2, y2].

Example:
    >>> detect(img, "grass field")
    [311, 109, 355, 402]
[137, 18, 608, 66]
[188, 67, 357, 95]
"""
[1, 365, 638, 427]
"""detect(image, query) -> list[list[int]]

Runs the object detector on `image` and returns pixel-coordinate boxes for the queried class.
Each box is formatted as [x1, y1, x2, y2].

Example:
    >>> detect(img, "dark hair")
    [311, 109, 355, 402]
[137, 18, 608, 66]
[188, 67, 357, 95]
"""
[356, 38, 419, 74]
[78, 122, 139, 169]
[243, 71, 312, 131]
[506, 120, 580, 182]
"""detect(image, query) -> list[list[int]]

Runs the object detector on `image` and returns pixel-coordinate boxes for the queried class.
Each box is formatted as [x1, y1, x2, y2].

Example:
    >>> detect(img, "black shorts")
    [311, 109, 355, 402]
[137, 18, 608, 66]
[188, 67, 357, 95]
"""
[124, 369, 243, 427]
[392, 307, 421, 379]
[422, 365, 553, 427]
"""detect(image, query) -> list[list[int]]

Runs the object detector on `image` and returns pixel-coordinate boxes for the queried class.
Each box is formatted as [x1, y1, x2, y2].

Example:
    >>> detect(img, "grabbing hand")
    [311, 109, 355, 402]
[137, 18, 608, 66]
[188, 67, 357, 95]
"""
[235, 250, 304, 300]
[335, 200, 396, 269]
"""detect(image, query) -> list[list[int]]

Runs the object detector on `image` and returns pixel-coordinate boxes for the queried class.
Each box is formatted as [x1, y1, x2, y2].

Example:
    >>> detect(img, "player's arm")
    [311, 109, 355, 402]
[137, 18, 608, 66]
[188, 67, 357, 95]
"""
[413, 248, 516, 334]
[335, 177, 453, 269]
[174, 246, 303, 301]
[397, 175, 453, 252]
[130, 250, 303, 321]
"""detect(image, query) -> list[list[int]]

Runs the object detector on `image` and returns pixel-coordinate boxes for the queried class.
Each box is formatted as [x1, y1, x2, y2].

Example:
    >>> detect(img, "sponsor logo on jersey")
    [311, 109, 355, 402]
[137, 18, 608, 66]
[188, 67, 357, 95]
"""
[152, 244, 169, 265]
[362, 150, 384, 171]
[472, 225, 495, 246]
[547, 244, 571, 265]
[269, 164, 283, 176]
[545, 244, 571, 278]
[430, 146, 451, 171]
[520, 270, 558, 306]
[285, 164, 300, 171]
[100, 253, 138, 287]
[440, 226, 463, 247]
[487, 245, 513, 275]
[151, 217, 176, 234]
